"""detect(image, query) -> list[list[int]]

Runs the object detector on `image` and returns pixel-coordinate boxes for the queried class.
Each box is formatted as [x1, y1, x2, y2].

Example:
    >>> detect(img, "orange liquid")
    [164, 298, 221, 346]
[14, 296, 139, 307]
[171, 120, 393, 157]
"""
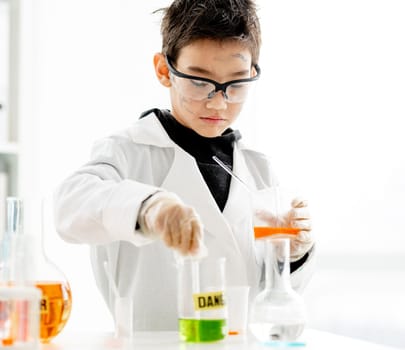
[35, 281, 72, 343]
[254, 226, 300, 239]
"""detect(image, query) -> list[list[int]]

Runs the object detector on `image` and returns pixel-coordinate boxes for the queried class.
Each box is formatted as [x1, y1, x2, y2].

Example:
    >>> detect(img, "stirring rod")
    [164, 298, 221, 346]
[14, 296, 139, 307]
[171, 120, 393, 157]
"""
[212, 156, 253, 193]
[213, 155, 283, 218]
[213, 156, 297, 239]
[274, 185, 281, 227]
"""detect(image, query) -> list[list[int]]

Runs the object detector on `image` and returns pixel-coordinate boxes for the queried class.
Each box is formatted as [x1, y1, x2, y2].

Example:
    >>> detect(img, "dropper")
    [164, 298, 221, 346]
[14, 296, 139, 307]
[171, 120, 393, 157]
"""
[212, 155, 299, 238]
[212, 156, 253, 193]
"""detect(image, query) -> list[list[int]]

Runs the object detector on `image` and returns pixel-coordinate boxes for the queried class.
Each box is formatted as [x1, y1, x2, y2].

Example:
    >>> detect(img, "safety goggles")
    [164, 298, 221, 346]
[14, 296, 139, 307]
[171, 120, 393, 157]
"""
[165, 56, 261, 104]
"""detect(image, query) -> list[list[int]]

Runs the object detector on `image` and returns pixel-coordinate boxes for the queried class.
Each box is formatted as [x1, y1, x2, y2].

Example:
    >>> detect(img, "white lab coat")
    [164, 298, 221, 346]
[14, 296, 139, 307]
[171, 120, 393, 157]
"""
[54, 111, 314, 330]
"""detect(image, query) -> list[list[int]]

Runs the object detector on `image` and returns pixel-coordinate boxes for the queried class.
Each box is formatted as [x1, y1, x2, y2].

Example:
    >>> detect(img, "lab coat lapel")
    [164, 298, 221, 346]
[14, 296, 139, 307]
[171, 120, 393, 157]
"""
[160, 146, 241, 252]
[222, 145, 260, 287]
[223, 145, 254, 224]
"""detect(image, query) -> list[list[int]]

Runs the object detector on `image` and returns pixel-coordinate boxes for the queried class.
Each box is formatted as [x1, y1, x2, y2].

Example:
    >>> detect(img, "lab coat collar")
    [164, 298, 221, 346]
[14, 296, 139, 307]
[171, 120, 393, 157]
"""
[128, 112, 177, 148]
[128, 111, 256, 152]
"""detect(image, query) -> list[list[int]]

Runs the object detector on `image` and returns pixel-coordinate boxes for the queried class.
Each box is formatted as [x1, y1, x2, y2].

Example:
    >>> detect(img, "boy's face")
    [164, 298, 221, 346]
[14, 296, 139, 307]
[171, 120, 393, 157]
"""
[155, 39, 256, 138]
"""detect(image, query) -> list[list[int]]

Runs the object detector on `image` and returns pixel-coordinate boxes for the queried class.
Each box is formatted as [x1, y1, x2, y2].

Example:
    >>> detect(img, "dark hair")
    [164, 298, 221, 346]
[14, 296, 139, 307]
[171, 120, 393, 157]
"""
[159, 0, 261, 65]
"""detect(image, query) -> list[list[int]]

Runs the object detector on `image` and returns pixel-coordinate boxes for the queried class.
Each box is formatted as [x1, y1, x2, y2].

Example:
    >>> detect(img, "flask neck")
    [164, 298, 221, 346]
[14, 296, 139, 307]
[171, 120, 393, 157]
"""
[264, 238, 293, 292]
[1, 197, 23, 282]
[6, 197, 23, 235]
[2, 197, 46, 283]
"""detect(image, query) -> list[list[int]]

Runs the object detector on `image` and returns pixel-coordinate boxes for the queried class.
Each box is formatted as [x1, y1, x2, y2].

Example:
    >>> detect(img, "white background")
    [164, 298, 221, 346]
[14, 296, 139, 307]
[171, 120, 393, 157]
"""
[15, 0, 405, 347]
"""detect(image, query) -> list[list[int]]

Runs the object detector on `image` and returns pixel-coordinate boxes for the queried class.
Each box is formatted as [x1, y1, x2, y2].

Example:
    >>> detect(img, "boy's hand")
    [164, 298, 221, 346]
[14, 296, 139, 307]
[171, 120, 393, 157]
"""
[138, 192, 204, 256]
[255, 197, 314, 261]
[284, 197, 314, 261]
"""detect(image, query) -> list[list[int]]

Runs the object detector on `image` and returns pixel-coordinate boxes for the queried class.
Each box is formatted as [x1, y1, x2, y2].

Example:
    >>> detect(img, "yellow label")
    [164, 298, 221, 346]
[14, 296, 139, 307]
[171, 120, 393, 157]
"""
[193, 291, 225, 311]
[40, 296, 49, 315]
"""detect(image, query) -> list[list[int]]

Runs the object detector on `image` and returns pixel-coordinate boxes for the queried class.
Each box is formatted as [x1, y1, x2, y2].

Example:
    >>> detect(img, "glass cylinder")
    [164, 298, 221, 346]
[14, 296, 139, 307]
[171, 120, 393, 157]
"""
[177, 257, 227, 342]
[5, 197, 72, 343]
[249, 238, 306, 343]
[0, 286, 41, 349]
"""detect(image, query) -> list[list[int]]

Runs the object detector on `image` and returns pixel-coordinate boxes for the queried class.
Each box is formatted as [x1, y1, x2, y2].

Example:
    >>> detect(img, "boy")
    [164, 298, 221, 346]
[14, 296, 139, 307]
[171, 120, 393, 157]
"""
[54, 0, 314, 330]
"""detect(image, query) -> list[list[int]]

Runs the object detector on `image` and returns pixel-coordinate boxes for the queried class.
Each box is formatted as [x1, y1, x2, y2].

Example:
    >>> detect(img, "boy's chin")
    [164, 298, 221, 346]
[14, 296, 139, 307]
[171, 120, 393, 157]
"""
[194, 128, 227, 138]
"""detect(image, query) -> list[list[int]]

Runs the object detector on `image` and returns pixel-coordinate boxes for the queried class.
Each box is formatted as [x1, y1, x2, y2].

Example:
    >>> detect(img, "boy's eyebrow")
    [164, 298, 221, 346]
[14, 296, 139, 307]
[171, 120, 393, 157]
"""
[232, 53, 248, 62]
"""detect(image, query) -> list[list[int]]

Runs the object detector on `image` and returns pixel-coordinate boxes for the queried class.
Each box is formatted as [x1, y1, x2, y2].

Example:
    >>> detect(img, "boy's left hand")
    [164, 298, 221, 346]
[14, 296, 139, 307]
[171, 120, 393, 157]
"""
[284, 197, 314, 261]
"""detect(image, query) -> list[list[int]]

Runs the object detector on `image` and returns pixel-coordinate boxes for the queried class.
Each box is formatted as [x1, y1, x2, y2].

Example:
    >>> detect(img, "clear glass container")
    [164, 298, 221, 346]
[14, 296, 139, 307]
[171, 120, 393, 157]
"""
[5, 197, 72, 343]
[177, 257, 227, 342]
[0, 285, 41, 349]
[249, 238, 306, 344]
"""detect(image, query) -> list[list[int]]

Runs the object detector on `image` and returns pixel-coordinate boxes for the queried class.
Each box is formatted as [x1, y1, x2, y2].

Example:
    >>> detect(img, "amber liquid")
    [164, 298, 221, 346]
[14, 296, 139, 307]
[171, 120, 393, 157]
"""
[35, 281, 72, 343]
[254, 226, 300, 239]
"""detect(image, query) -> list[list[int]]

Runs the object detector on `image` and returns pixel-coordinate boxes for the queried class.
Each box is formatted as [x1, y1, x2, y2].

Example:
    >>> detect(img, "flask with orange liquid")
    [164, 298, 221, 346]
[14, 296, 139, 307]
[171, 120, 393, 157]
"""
[5, 197, 72, 343]
[250, 187, 307, 344]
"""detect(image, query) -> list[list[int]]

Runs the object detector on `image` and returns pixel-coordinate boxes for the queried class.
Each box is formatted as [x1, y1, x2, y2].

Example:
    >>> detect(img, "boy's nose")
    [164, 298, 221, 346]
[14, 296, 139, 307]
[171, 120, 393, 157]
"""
[205, 91, 228, 110]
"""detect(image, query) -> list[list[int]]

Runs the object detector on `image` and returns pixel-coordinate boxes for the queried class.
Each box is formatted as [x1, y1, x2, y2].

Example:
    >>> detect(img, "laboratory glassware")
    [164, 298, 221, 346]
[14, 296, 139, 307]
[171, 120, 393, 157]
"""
[211, 158, 301, 240]
[249, 237, 306, 343]
[0, 285, 41, 349]
[225, 286, 250, 336]
[252, 187, 302, 239]
[5, 197, 72, 343]
[177, 257, 227, 342]
[103, 261, 133, 340]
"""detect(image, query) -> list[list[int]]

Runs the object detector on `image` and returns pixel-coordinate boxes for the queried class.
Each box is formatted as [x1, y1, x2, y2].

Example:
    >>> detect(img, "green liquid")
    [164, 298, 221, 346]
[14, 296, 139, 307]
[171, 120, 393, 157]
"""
[179, 318, 227, 342]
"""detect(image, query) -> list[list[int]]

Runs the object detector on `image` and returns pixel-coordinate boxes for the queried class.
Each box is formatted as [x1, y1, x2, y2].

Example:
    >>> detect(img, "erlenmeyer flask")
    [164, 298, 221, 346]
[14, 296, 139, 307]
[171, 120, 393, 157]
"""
[7, 197, 72, 343]
[249, 238, 306, 343]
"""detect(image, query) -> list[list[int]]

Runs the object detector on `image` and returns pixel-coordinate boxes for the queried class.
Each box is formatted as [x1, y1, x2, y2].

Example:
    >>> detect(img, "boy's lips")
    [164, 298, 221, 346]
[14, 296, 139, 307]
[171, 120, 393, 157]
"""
[200, 116, 225, 122]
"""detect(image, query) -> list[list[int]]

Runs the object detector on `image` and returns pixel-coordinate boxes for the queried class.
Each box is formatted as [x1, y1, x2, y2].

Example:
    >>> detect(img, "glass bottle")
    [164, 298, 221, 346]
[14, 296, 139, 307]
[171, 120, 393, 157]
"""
[6, 197, 72, 343]
[249, 238, 307, 343]
[0, 199, 42, 349]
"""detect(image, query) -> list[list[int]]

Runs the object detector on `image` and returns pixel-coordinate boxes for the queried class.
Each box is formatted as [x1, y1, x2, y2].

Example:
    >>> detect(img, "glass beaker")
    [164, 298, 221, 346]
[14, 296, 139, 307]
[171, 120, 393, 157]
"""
[177, 257, 227, 342]
[249, 238, 306, 343]
[0, 285, 41, 349]
[252, 187, 301, 240]
[5, 197, 72, 343]
[226, 286, 250, 336]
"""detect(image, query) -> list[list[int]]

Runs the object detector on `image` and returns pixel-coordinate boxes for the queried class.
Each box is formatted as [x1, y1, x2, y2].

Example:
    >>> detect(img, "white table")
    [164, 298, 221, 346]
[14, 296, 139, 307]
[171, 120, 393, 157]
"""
[41, 329, 401, 350]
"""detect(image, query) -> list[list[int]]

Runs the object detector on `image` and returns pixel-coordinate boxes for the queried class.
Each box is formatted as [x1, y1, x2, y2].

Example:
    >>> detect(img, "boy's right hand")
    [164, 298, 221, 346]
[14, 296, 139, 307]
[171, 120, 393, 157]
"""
[138, 192, 204, 256]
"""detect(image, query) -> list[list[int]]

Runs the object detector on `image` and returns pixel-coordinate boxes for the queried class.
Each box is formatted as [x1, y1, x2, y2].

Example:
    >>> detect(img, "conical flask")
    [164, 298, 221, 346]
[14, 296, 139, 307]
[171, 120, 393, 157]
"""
[249, 238, 306, 343]
[6, 197, 72, 343]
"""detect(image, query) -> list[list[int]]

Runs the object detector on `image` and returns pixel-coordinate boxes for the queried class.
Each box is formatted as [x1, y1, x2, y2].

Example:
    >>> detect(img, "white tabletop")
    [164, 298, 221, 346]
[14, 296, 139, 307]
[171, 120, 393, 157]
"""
[41, 329, 400, 350]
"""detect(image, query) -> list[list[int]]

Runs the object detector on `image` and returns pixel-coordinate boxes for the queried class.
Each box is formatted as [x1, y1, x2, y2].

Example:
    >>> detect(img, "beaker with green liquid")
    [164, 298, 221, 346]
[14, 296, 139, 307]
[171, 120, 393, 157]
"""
[177, 257, 227, 342]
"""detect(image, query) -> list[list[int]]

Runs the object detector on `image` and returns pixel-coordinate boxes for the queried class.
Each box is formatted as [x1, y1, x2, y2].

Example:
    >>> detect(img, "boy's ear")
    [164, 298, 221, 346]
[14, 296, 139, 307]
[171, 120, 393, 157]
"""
[153, 53, 172, 87]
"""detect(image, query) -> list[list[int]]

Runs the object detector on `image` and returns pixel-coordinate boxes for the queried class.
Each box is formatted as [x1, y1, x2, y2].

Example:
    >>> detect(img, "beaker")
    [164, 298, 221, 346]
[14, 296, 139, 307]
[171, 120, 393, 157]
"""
[226, 286, 250, 336]
[249, 238, 306, 343]
[5, 197, 72, 343]
[0, 285, 41, 349]
[177, 257, 227, 342]
[252, 187, 301, 239]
